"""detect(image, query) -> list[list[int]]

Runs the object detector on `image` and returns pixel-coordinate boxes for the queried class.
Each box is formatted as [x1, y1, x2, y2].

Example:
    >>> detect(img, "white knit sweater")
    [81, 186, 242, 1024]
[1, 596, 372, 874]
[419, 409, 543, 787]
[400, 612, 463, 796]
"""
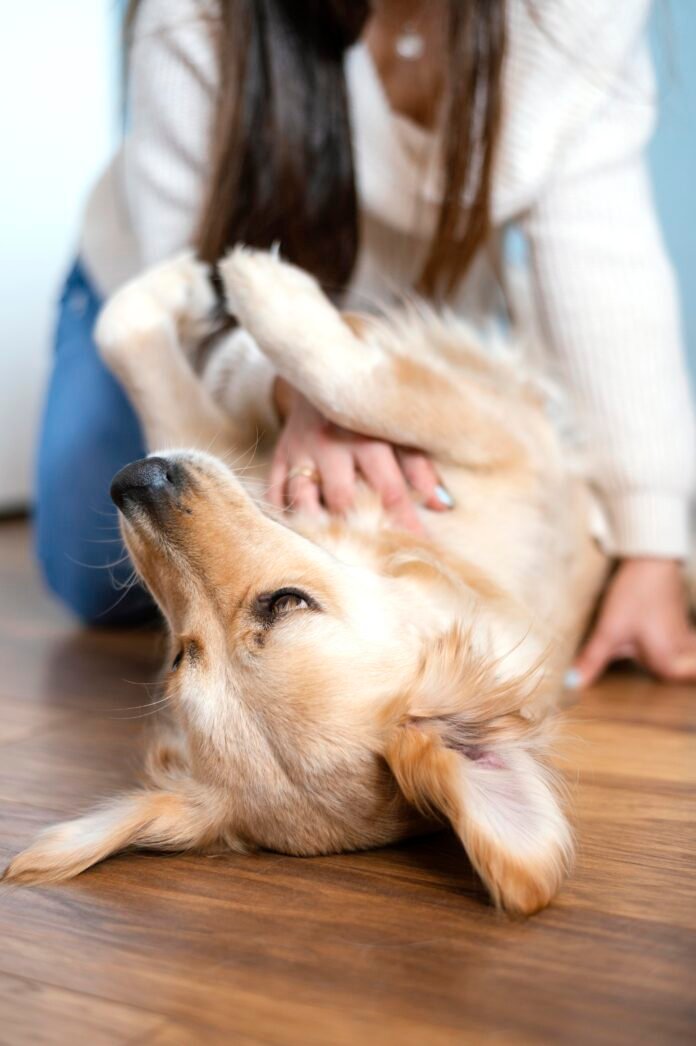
[79, 0, 695, 558]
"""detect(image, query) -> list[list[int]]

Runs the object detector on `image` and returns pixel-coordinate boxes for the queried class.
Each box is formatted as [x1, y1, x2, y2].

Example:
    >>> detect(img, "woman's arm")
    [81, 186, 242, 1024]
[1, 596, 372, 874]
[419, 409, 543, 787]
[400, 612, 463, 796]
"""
[124, 0, 218, 264]
[122, 0, 277, 427]
[522, 32, 696, 682]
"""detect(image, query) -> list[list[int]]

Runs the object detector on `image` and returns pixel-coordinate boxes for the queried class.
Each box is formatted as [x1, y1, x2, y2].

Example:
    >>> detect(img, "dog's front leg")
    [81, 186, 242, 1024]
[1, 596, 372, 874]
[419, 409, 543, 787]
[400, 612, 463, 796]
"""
[95, 255, 248, 459]
[220, 248, 539, 469]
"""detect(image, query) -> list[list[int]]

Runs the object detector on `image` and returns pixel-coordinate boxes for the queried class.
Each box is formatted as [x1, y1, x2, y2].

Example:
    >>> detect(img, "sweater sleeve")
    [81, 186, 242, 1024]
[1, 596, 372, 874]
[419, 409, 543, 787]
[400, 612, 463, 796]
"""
[123, 0, 218, 265]
[122, 0, 277, 425]
[522, 34, 695, 559]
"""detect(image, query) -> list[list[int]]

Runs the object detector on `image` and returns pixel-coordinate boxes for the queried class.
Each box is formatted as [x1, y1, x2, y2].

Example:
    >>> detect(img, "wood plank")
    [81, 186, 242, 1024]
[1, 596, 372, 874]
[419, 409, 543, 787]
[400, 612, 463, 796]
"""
[0, 694, 77, 746]
[562, 716, 695, 784]
[572, 673, 696, 731]
[0, 837, 693, 1044]
[0, 716, 146, 810]
[0, 626, 162, 713]
[0, 970, 163, 1046]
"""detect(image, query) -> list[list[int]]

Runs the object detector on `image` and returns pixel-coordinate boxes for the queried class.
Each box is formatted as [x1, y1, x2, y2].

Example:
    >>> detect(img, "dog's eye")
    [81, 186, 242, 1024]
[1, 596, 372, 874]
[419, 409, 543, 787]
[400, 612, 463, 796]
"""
[170, 640, 200, 670]
[255, 587, 316, 622]
[268, 588, 310, 616]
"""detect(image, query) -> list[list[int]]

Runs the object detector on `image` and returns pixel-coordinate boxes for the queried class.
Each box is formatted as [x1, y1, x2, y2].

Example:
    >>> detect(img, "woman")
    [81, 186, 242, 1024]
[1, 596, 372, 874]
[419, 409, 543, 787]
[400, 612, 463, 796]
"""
[36, 0, 696, 686]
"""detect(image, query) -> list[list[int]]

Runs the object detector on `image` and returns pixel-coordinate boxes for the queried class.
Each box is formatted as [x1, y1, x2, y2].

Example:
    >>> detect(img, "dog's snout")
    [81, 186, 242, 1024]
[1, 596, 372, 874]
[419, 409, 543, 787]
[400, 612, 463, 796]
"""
[111, 456, 186, 511]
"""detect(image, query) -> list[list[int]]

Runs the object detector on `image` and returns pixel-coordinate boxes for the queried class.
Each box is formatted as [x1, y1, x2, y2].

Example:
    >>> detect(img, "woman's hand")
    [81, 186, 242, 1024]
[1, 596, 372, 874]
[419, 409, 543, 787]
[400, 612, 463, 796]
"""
[571, 558, 696, 687]
[269, 380, 453, 533]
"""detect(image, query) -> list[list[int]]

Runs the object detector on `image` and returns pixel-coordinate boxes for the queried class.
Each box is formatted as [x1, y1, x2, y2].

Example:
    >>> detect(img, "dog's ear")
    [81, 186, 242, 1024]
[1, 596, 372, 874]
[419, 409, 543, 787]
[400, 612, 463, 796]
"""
[384, 632, 572, 915]
[2, 788, 217, 886]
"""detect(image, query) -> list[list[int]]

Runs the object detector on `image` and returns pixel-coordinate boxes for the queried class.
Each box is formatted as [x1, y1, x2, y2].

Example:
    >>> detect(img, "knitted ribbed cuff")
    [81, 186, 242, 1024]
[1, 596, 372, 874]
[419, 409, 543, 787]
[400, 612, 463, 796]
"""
[606, 491, 692, 560]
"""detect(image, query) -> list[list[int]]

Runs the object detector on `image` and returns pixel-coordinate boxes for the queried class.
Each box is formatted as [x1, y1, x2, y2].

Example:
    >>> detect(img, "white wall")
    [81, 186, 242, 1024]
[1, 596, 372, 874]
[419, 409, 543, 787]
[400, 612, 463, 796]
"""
[0, 3, 117, 510]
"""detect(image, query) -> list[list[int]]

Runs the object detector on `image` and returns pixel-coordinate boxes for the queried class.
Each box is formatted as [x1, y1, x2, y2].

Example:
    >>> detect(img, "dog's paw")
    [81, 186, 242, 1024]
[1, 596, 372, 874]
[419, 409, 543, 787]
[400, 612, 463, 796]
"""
[218, 246, 323, 324]
[151, 252, 218, 327]
[96, 252, 218, 368]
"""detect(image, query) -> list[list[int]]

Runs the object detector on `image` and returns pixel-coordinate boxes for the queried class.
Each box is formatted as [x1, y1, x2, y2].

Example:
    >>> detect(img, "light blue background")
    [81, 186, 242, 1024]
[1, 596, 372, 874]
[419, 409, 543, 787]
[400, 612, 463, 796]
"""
[649, 2, 696, 376]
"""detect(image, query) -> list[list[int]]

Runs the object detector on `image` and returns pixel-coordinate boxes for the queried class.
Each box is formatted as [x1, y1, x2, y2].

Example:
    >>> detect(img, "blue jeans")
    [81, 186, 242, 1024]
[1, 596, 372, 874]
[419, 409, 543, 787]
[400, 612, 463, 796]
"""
[35, 261, 156, 625]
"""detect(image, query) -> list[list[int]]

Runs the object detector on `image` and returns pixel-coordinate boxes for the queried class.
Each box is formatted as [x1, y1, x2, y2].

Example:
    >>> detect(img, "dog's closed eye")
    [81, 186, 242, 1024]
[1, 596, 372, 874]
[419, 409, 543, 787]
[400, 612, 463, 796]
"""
[170, 639, 201, 671]
[254, 587, 319, 623]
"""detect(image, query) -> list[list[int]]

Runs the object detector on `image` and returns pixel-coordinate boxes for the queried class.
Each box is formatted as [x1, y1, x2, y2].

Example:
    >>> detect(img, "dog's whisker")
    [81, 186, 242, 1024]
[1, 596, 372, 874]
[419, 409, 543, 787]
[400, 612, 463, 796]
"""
[109, 694, 172, 714]
[94, 572, 142, 619]
[90, 506, 124, 521]
[64, 552, 132, 571]
[111, 568, 139, 591]
[215, 434, 264, 473]
[92, 554, 134, 571]
[108, 703, 173, 721]
[85, 536, 129, 545]
[123, 676, 168, 690]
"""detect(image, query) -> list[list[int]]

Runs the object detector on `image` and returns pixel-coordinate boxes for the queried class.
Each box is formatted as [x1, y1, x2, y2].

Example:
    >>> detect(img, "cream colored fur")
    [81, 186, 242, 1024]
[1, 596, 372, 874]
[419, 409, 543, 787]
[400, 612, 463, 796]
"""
[3, 249, 606, 914]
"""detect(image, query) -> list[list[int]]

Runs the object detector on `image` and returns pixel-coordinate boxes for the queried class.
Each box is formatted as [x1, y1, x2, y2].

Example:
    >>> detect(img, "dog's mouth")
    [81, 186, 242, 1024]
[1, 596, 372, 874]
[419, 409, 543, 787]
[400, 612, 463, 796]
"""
[109, 451, 272, 612]
[110, 451, 334, 635]
[110, 455, 208, 622]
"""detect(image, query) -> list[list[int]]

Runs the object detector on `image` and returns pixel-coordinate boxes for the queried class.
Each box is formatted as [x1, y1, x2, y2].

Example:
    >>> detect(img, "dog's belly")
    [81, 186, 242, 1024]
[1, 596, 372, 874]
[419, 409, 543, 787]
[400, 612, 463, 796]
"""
[237, 446, 604, 658]
[431, 464, 606, 644]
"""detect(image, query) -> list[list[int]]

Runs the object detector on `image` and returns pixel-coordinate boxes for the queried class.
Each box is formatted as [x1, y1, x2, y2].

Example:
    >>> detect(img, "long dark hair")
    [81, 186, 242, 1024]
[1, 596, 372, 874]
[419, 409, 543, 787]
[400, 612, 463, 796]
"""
[126, 1, 506, 298]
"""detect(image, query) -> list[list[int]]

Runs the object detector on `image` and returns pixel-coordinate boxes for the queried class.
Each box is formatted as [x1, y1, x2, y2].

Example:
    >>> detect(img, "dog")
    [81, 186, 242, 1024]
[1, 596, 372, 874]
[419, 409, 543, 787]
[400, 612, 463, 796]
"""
[3, 248, 606, 914]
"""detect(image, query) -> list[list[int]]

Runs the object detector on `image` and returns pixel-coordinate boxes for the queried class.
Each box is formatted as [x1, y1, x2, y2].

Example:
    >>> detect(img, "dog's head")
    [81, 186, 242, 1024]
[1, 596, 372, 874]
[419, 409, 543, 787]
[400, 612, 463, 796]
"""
[4, 452, 572, 914]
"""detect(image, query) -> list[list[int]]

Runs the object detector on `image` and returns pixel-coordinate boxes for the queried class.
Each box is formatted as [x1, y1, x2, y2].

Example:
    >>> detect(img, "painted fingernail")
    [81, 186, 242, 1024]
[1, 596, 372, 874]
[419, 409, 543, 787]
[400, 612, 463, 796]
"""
[434, 484, 455, 509]
[564, 667, 583, 690]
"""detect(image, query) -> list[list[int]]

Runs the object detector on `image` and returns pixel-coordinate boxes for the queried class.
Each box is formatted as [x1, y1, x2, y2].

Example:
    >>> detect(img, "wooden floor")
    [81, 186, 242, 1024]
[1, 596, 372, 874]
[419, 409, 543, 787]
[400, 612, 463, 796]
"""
[0, 518, 694, 1046]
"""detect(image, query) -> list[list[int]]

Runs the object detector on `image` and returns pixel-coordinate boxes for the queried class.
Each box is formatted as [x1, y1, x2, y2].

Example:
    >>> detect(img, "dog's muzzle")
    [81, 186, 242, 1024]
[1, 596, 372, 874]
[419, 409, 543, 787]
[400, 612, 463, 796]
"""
[111, 456, 188, 517]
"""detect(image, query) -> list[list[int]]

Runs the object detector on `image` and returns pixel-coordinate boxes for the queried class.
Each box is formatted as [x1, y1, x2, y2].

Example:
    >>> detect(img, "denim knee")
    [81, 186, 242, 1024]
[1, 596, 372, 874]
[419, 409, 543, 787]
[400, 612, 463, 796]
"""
[35, 260, 156, 627]
[38, 541, 156, 627]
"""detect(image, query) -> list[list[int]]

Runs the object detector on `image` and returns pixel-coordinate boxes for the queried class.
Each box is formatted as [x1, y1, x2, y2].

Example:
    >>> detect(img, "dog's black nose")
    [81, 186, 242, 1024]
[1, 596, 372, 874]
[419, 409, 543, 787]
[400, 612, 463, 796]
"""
[110, 456, 185, 511]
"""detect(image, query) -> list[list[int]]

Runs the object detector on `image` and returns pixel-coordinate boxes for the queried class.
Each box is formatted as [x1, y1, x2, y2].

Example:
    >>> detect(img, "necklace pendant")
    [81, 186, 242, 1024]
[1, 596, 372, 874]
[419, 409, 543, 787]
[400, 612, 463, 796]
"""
[395, 28, 425, 61]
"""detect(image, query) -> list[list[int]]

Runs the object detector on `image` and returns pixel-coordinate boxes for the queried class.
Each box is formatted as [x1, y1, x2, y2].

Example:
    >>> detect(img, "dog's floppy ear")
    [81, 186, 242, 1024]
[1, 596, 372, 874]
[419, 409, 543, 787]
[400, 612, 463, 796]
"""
[384, 632, 573, 915]
[2, 788, 217, 886]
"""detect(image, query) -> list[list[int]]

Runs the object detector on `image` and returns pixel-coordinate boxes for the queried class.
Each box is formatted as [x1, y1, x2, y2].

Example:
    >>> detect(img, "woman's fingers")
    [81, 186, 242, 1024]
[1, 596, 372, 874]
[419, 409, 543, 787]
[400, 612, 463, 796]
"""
[571, 628, 623, 689]
[316, 442, 356, 516]
[573, 627, 696, 689]
[640, 628, 696, 682]
[267, 450, 288, 508]
[357, 441, 424, 534]
[267, 390, 440, 533]
[668, 633, 696, 680]
[397, 448, 454, 511]
[269, 440, 322, 516]
[286, 472, 322, 515]
[571, 588, 696, 688]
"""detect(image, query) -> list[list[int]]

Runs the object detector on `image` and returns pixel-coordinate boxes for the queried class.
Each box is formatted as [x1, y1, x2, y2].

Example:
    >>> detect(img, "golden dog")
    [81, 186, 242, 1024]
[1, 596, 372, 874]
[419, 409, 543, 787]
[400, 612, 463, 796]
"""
[3, 249, 605, 913]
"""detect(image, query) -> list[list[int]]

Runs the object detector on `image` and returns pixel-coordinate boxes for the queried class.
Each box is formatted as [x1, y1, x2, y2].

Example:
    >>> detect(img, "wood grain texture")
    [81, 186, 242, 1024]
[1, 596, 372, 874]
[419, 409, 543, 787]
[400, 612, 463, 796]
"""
[0, 971, 164, 1046]
[0, 518, 694, 1045]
